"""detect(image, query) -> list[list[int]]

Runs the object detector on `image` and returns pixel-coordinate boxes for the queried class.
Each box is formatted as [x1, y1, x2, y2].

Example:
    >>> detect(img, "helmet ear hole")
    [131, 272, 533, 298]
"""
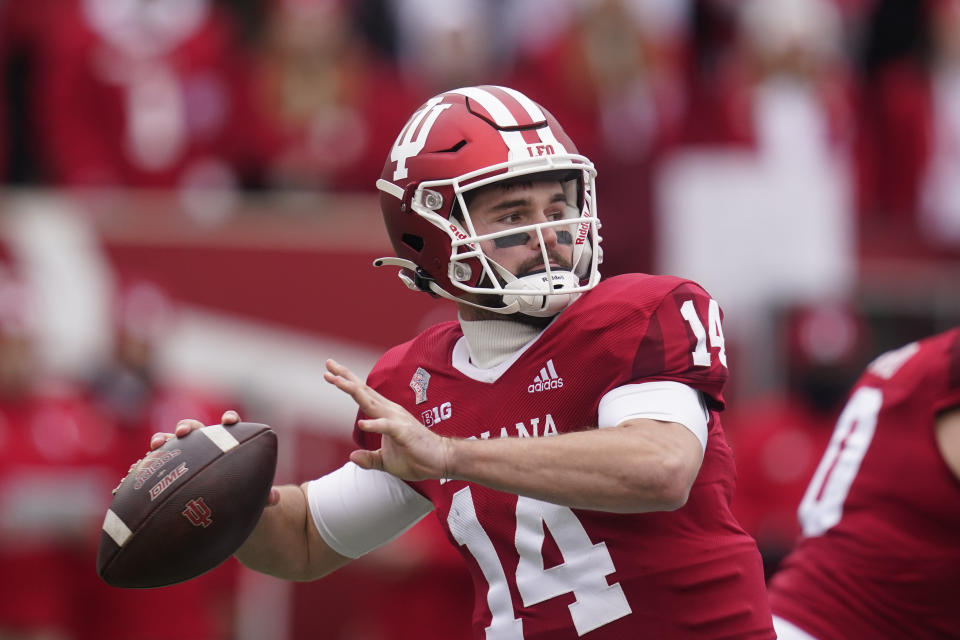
[402, 234, 425, 252]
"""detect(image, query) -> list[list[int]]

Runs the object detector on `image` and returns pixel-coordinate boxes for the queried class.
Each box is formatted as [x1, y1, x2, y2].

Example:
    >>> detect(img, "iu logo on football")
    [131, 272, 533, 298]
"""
[182, 497, 213, 528]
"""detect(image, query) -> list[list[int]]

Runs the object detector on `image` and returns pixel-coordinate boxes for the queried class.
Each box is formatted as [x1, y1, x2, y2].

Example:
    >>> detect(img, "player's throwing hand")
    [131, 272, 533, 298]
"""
[324, 359, 453, 482]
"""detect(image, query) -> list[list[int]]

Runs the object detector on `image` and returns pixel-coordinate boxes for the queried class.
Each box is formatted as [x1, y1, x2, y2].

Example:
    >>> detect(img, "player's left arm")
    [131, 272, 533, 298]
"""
[935, 405, 960, 481]
[446, 416, 703, 513]
[325, 359, 705, 513]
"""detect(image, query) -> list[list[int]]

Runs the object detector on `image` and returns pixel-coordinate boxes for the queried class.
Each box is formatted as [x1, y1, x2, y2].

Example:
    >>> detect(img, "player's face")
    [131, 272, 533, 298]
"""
[467, 180, 575, 278]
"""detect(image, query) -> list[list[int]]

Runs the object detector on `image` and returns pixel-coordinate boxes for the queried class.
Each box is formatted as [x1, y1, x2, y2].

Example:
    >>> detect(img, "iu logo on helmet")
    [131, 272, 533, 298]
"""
[182, 497, 213, 528]
[391, 95, 451, 181]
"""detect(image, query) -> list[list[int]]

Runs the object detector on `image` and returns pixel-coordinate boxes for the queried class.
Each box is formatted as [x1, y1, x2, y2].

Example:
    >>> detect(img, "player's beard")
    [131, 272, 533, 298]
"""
[460, 250, 575, 328]
[514, 249, 573, 279]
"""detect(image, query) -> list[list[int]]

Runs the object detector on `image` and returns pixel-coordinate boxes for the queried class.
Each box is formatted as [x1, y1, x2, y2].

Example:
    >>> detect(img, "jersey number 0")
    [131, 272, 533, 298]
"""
[797, 387, 882, 537]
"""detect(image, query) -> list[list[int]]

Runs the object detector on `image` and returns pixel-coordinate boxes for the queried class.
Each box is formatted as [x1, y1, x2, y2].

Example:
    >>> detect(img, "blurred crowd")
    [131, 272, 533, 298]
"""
[2, 0, 960, 638]
[4, 0, 960, 263]
[0, 274, 238, 640]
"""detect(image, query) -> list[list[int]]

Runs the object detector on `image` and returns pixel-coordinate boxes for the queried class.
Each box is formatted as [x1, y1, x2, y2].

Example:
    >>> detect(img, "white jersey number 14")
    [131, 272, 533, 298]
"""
[448, 487, 631, 638]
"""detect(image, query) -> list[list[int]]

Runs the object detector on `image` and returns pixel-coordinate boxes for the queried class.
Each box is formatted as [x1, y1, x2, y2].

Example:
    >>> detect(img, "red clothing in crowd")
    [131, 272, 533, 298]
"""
[84, 380, 239, 640]
[725, 396, 836, 575]
[0, 386, 112, 635]
[0, 371, 238, 639]
[31, 0, 257, 188]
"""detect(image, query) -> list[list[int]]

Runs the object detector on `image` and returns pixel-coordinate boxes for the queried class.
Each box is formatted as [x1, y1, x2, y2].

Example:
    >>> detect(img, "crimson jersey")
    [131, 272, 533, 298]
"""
[356, 275, 773, 639]
[768, 328, 960, 639]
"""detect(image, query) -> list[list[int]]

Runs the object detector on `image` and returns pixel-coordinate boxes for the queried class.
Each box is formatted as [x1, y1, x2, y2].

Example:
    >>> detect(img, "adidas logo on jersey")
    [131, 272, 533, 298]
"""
[528, 359, 563, 393]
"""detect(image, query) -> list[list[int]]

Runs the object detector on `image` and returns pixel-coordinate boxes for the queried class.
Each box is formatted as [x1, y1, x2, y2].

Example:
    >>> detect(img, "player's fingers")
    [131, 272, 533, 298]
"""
[324, 360, 393, 404]
[326, 360, 392, 402]
[266, 487, 280, 506]
[174, 419, 205, 438]
[358, 383, 395, 408]
[325, 358, 362, 384]
[221, 410, 240, 425]
[324, 370, 380, 411]
[323, 371, 359, 404]
[324, 375, 405, 428]
[150, 432, 173, 450]
[323, 369, 348, 391]
[356, 418, 392, 436]
[334, 368, 392, 405]
[349, 449, 384, 471]
[324, 359, 398, 406]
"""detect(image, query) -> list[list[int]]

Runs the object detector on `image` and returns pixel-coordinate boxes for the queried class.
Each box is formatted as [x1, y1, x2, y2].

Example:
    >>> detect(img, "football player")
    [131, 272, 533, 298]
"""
[768, 327, 960, 639]
[159, 85, 775, 638]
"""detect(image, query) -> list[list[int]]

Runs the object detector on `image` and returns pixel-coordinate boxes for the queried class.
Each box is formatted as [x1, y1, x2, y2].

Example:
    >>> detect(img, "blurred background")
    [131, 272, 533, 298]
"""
[1, 0, 959, 638]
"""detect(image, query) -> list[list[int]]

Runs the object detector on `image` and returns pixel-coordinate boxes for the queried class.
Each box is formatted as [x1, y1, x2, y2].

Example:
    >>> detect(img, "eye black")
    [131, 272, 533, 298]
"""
[493, 233, 531, 248]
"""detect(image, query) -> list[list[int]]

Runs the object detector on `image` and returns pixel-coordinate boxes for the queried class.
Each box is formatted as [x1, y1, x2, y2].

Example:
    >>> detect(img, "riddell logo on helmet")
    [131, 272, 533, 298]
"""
[528, 359, 563, 393]
[575, 220, 590, 245]
[448, 223, 467, 240]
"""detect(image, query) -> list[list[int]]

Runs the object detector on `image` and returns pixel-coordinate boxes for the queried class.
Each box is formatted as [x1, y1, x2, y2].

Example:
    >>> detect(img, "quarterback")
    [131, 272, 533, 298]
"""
[159, 85, 775, 638]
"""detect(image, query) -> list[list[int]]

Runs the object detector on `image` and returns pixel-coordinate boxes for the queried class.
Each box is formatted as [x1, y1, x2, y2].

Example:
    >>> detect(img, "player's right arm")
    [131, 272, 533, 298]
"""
[235, 482, 352, 580]
[152, 410, 433, 582]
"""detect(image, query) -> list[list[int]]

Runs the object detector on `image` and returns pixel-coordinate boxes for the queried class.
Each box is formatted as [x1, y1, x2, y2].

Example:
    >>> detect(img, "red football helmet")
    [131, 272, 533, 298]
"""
[375, 85, 602, 316]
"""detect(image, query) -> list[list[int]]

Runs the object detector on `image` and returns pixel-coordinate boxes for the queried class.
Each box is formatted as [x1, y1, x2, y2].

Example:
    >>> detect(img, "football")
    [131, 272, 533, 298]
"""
[97, 422, 278, 588]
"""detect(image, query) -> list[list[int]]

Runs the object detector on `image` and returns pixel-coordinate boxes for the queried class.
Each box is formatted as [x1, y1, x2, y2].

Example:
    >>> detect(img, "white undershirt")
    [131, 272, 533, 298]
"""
[307, 320, 710, 559]
[458, 315, 543, 368]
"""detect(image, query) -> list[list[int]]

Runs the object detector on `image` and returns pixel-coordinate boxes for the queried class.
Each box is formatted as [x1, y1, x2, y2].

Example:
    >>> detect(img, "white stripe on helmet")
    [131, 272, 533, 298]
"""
[447, 87, 529, 161]
[496, 86, 567, 154]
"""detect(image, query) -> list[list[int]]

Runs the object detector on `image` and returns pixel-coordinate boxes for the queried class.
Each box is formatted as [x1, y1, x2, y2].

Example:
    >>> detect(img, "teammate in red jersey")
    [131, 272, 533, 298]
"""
[767, 327, 960, 640]
[157, 86, 774, 638]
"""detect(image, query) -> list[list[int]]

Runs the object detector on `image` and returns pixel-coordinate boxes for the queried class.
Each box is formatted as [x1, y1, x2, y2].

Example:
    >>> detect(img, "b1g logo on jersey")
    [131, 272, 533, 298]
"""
[422, 401, 452, 428]
[528, 359, 563, 393]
